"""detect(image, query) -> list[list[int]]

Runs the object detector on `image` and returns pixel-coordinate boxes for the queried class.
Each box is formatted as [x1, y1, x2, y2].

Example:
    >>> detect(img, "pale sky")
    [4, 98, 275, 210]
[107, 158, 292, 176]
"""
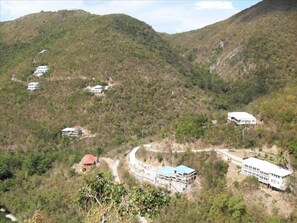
[0, 0, 261, 34]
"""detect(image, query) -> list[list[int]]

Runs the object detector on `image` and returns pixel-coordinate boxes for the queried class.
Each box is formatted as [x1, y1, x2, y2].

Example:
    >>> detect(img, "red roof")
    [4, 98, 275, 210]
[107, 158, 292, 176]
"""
[81, 154, 98, 165]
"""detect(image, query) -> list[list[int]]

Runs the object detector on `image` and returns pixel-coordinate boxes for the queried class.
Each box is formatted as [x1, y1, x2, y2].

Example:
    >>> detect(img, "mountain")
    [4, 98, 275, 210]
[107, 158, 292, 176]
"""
[0, 10, 205, 150]
[166, 0, 297, 81]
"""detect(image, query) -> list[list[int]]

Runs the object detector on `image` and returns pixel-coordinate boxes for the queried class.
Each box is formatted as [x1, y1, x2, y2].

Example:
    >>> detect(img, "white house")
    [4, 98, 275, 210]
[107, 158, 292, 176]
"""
[27, 82, 40, 91]
[241, 157, 292, 190]
[38, 49, 47, 54]
[90, 85, 103, 94]
[62, 127, 82, 137]
[33, 65, 49, 77]
[156, 165, 196, 192]
[228, 112, 256, 125]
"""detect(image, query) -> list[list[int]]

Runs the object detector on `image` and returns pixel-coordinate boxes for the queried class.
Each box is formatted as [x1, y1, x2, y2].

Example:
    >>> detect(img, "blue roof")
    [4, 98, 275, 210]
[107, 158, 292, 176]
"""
[157, 165, 195, 177]
[157, 166, 175, 177]
[175, 165, 195, 174]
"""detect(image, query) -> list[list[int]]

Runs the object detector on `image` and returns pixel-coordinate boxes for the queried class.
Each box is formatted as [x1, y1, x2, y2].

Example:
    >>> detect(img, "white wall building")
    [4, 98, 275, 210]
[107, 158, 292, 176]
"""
[27, 82, 40, 91]
[62, 127, 82, 137]
[241, 157, 292, 190]
[33, 65, 49, 77]
[228, 112, 256, 125]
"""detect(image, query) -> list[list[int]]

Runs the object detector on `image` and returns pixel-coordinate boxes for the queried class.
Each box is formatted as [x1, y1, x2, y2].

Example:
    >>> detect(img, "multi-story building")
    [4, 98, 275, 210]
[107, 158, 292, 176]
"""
[241, 157, 292, 190]
[156, 165, 196, 192]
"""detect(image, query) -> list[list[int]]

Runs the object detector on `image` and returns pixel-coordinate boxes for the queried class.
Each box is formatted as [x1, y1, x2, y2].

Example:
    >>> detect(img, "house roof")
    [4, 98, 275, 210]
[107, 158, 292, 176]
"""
[243, 157, 292, 177]
[228, 112, 256, 120]
[93, 85, 103, 89]
[38, 49, 47, 54]
[157, 165, 196, 177]
[157, 166, 176, 177]
[28, 82, 39, 85]
[36, 65, 48, 69]
[81, 154, 97, 165]
[62, 127, 76, 132]
[175, 165, 195, 174]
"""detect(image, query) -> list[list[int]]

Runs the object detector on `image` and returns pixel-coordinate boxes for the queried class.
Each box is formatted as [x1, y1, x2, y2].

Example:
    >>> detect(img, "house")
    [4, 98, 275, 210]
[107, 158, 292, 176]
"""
[241, 157, 292, 190]
[90, 85, 103, 94]
[61, 127, 82, 137]
[228, 112, 256, 125]
[38, 49, 47, 54]
[33, 65, 49, 77]
[80, 154, 98, 171]
[156, 165, 196, 192]
[27, 82, 40, 91]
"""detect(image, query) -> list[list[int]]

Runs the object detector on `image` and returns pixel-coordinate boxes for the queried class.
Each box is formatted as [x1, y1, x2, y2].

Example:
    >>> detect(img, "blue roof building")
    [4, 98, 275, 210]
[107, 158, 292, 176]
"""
[156, 165, 196, 189]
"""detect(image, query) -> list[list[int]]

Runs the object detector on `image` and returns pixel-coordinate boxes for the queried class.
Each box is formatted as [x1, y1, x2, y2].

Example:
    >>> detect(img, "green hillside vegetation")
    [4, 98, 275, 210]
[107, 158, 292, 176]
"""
[0, 10, 203, 150]
[248, 85, 297, 167]
[166, 0, 297, 107]
[0, 10, 205, 222]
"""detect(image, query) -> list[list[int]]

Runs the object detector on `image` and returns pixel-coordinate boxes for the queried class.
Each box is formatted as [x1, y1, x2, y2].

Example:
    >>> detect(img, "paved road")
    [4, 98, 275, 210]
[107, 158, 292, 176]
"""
[112, 159, 120, 183]
[144, 145, 243, 166]
[111, 156, 148, 223]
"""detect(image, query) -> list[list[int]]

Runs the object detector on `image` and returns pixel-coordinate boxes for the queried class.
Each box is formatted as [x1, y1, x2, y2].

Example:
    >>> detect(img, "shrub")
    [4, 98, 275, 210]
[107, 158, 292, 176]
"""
[240, 176, 260, 190]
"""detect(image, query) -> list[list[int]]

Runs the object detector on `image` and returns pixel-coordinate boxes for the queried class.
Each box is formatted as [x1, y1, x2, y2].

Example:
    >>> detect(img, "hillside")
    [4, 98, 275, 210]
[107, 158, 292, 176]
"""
[0, 10, 204, 151]
[167, 0, 297, 80]
[165, 0, 297, 166]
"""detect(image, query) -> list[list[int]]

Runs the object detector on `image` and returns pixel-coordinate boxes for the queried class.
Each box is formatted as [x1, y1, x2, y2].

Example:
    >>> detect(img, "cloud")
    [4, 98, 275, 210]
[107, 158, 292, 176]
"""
[0, 1, 250, 34]
[1, 0, 84, 21]
[195, 1, 235, 10]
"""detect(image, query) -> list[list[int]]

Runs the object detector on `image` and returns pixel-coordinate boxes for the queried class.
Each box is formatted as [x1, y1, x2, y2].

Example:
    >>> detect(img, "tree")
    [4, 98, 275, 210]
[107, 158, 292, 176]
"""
[78, 173, 170, 222]
[26, 210, 52, 223]
[23, 151, 53, 176]
[174, 114, 208, 142]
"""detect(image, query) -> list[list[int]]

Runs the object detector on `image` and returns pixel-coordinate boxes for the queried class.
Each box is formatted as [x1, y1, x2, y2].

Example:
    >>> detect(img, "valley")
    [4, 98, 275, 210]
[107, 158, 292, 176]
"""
[0, 0, 297, 222]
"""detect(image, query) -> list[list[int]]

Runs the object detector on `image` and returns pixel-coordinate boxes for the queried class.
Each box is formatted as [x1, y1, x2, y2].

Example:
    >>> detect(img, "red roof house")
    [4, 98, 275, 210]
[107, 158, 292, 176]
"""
[81, 154, 98, 171]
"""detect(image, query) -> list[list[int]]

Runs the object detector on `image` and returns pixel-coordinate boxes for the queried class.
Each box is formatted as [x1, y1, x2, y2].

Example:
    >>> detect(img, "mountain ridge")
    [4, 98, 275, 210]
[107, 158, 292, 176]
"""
[166, 0, 297, 80]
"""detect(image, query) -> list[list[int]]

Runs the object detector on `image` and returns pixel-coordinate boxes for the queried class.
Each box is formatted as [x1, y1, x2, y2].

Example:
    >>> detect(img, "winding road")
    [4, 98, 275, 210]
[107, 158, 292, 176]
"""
[127, 143, 244, 192]
[144, 145, 243, 166]
[111, 158, 148, 223]
[112, 144, 243, 223]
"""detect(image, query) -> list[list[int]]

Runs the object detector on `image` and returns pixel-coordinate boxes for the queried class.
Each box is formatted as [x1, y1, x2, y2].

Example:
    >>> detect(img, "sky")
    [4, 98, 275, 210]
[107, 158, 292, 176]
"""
[0, 0, 261, 34]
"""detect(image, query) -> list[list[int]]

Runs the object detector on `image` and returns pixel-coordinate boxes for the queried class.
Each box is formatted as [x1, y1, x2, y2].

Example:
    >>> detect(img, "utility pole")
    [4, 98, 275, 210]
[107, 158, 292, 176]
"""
[242, 125, 246, 144]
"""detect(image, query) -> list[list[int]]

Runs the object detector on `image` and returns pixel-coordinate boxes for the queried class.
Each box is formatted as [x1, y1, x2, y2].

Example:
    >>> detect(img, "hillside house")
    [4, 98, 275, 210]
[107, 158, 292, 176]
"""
[228, 112, 256, 125]
[241, 157, 292, 190]
[62, 127, 82, 137]
[156, 165, 196, 192]
[90, 85, 103, 94]
[38, 49, 47, 54]
[33, 65, 49, 77]
[80, 154, 98, 171]
[27, 82, 40, 91]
